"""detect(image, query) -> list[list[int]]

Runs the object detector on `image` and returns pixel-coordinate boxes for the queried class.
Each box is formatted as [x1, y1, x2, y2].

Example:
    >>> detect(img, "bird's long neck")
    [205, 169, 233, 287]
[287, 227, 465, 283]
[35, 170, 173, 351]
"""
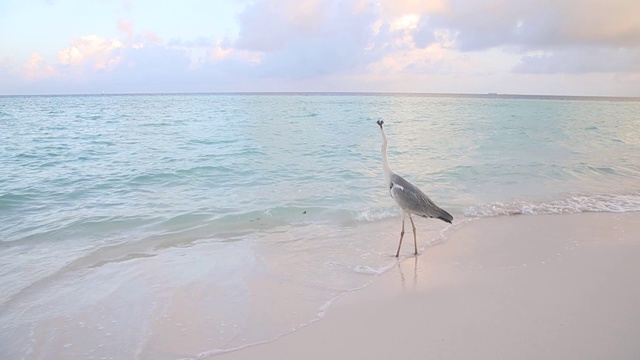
[380, 127, 393, 186]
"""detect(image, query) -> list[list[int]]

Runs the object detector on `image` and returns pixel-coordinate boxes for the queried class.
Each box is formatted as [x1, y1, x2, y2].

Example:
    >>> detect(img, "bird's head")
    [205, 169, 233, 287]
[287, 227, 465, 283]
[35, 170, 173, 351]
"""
[376, 120, 384, 129]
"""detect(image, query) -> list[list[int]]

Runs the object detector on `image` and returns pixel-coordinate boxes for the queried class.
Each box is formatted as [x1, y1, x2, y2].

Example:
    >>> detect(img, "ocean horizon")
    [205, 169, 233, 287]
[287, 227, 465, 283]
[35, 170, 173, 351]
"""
[2, 91, 640, 102]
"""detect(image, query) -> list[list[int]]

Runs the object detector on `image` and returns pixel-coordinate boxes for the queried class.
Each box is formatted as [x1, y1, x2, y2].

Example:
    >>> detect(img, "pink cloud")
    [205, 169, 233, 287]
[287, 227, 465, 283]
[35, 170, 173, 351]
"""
[145, 32, 163, 44]
[22, 53, 59, 80]
[57, 35, 123, 70]
[118, 19, 134, 41]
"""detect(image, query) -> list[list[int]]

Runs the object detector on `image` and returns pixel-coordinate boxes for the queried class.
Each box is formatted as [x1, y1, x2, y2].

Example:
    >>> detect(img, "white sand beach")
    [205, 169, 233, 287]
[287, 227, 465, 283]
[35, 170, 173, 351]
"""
[211, 212, 640, 360]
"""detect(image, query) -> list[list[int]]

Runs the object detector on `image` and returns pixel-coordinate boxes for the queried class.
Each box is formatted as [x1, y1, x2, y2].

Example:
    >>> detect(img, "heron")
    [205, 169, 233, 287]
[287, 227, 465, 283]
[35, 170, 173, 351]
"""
[376, 120, 453, 257]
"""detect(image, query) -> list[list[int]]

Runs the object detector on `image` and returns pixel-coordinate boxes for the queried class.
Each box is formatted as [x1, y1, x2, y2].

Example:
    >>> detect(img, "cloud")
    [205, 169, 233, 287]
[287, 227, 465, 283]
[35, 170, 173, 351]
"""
[119, 19, 163, 45]
[233, 0, 404, 78]
[107, 44, 192, 86]
[235, 0, 330, 52]
[22, 53, 59, 79]
[227, 0, 636, 80]
[118, 19, 134, 42]
[377, 0, 447, 17]
[164, 37, 252, 70]
[414, 0, 640, 51]
[401, 0, 640, 76]
[209, 39, 234, 61]
[57, 35, 124, 71]
[4, 0, 640, 95]
[514, 47, 640, 74]
[9, 19, 187, 93]
[144, 32, 163, 44]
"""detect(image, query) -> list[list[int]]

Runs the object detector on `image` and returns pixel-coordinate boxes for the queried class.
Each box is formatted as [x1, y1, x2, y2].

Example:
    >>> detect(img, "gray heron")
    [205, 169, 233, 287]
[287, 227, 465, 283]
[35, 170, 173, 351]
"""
[376, 120, 453, 257]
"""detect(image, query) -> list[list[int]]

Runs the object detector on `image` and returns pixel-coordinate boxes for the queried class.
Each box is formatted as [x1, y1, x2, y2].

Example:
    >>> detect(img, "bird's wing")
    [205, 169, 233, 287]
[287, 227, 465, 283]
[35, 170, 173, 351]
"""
[389, 174, 452, 222]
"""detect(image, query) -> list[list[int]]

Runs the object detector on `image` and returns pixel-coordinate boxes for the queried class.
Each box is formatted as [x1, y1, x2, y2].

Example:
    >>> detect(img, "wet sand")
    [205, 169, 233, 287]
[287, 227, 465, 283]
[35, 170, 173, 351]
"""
[211, 212, 640, 360]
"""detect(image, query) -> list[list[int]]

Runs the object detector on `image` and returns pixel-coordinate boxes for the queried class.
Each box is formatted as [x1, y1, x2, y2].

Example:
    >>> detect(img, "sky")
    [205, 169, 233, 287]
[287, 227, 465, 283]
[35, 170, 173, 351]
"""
[1, 0, 639, 96]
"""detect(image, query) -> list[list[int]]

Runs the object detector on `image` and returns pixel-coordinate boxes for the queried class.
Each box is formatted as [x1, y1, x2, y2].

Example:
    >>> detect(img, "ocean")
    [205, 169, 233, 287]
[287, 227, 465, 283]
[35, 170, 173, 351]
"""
[1, 93, 639, 358]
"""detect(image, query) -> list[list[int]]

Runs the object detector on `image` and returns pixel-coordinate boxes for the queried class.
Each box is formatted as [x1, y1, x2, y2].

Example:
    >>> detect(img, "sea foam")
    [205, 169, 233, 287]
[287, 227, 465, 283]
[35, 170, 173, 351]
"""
[464, 193, 640, 217]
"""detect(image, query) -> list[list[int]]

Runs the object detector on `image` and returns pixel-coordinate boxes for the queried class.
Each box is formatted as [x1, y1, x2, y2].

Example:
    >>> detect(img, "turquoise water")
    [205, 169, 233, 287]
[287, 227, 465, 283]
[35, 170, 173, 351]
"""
[1, 93, 640, 358]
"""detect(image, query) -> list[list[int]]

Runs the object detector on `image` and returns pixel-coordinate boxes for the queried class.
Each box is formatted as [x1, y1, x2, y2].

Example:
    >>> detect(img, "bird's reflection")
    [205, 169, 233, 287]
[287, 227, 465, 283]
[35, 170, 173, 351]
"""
[397, 255, 419, 291]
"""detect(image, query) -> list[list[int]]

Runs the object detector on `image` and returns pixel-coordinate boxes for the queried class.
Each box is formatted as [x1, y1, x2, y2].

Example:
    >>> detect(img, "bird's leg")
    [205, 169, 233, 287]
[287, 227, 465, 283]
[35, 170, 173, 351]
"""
[409, 214, 418, 255]
[395, 212, 406, 257]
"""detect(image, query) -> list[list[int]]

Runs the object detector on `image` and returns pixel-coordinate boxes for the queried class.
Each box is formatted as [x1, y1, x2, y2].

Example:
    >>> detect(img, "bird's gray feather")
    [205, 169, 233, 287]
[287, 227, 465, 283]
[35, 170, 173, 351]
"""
[389, 173, 453, 223]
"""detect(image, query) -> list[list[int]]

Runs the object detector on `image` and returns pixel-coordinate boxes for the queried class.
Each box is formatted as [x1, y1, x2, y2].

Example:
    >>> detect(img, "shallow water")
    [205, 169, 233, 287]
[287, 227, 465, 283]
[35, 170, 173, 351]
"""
[1, 93, 639, 358]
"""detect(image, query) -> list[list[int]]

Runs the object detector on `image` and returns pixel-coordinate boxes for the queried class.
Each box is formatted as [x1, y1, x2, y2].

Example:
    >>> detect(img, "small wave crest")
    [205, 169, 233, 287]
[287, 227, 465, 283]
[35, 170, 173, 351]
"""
[353, 207, 398, 222]
[464, 193, 640, 217]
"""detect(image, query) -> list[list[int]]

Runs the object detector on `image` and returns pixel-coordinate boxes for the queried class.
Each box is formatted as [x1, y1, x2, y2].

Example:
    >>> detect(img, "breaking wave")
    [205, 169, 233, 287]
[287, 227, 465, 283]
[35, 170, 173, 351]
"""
[464, 193, 640, 217]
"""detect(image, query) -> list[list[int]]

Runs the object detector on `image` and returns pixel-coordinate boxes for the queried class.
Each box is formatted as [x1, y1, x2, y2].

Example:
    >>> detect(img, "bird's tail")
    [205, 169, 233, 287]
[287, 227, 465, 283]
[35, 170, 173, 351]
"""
[436, 208, 453, 224]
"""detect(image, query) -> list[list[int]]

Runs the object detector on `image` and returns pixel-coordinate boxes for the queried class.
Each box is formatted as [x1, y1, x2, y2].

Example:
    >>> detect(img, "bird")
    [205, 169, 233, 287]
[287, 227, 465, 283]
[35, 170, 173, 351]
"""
[376, 120, 453, 257]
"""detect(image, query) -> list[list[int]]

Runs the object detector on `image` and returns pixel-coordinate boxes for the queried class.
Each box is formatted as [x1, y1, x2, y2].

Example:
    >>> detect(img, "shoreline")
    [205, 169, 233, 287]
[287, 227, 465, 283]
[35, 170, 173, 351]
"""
[211, 212, 640, 360]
